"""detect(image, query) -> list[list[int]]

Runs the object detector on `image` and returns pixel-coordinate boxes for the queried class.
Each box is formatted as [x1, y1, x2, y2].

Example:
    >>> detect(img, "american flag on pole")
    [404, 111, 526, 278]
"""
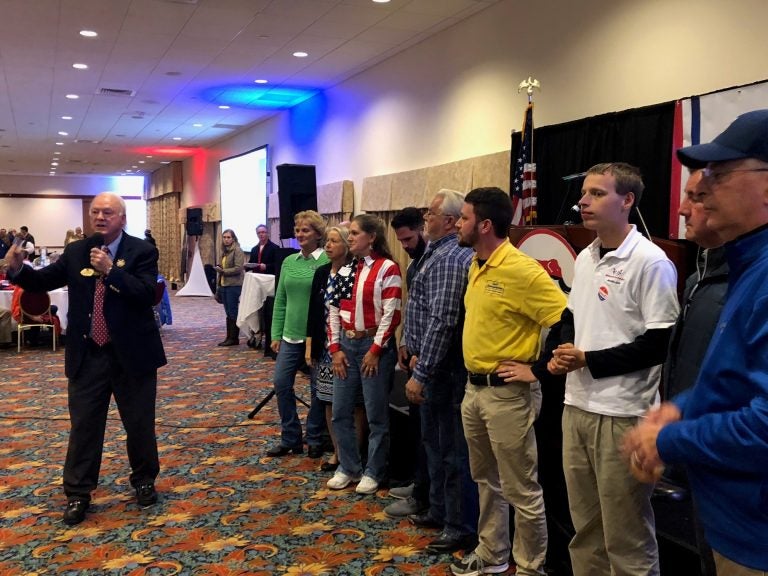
[511, 103, 537, 225]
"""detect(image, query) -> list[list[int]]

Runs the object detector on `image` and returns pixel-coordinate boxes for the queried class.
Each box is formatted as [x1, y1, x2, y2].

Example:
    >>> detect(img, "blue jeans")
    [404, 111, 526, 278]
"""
[272, 340, 324, 448]
[219, 285, 241, 320]
[332, 335, 395, 482]
[422, 366, 478, 537]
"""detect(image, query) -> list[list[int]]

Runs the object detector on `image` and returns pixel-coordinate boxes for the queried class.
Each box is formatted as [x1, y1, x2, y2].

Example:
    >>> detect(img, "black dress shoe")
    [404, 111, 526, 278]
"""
[265, 444, 303, 457]
[136, 483, 158, 507]
[307, 445, 324, 459]
[408, 512, 443, 529]
[320, 460, 339, 472]
[426, 532, 478, 554]
[63, 499, 89, 526]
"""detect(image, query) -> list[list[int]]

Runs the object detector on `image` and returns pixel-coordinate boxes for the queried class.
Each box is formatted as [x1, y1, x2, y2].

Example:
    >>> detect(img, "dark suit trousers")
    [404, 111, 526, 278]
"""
[63, 342, 160, 500]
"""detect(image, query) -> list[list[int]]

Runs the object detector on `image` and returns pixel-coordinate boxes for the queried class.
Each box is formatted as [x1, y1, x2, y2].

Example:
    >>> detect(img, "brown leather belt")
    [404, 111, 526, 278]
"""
[344, 327, 377, 339]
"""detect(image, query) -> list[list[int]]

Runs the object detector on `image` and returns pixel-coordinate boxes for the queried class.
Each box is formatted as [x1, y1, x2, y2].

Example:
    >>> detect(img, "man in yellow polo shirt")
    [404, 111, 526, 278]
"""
[451, 187, 567, 576]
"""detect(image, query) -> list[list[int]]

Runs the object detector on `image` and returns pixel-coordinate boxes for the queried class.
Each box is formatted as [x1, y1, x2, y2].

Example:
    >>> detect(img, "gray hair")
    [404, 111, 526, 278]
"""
[434, 188, 465, 218]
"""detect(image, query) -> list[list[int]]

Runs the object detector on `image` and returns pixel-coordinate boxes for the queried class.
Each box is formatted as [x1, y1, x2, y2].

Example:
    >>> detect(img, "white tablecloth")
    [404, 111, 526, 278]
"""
[236, 273, 275, 335]
[0, 288, 69, 332]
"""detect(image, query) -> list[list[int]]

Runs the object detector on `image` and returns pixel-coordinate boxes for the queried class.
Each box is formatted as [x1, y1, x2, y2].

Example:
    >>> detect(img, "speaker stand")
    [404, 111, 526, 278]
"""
[248, 388, 310, 419]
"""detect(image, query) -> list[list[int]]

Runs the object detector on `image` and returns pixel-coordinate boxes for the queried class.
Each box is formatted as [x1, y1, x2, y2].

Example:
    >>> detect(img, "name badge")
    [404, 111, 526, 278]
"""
[485, 281, 504, 296]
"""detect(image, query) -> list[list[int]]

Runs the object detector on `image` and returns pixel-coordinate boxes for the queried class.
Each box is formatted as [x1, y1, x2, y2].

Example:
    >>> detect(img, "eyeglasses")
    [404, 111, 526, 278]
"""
[426, 209, 455, 219]
[701, 167, 768, 185]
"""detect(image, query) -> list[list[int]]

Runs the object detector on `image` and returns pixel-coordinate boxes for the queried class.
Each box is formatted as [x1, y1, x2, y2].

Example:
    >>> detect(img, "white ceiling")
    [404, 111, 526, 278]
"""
[0, 0, 498, 178]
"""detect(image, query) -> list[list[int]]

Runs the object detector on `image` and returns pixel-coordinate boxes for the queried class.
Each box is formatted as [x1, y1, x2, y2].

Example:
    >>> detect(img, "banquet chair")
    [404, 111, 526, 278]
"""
[17, 290, 57, 353]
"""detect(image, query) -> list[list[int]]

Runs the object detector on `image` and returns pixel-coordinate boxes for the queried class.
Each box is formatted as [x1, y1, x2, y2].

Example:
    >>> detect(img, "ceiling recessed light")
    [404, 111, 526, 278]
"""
[146, 155, 153, 158]
[72, 63, 88, 70]
[293, 51, 308, 58]
[55, 142, 64, 146]
[172, 137, 182, 141]
[51, 162, 59, 166]
[138, 160, 145, 164]
[49, 172, 56, 175]
[218, 105, 230, 109]
[373, 0, 391, 3]
[65, 94, 79, 99]
[132, 165, 138, 168]
[61, 115, 73, 120]
[254, 79, 268, 84]
[58, 131, 68, 136]
[125, 169, 133, 172]
[192, 123, 203, 127]
[54, 151, 61, 155]
[79, 30, 98, 37]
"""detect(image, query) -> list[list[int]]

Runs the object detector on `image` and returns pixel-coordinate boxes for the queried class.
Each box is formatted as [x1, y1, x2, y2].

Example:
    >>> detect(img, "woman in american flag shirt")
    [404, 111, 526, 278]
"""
[326, 214, 402, 495]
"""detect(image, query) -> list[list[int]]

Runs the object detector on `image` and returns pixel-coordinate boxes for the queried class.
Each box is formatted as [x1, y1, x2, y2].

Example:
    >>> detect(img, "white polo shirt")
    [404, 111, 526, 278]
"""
[565, 225, 680, 417]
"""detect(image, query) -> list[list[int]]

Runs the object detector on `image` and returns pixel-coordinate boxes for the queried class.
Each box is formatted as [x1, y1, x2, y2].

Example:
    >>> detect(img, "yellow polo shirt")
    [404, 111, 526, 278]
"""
[463, 241, 567, 374]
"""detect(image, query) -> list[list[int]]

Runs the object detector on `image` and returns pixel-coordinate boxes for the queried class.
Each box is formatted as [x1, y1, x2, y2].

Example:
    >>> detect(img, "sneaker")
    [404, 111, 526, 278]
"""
[355, 475, 379, 494]
[327, 470, 361, 490]
[388, 483, 414, 499]
[450, 551, 509, 576]
[384, 496, 428, 518]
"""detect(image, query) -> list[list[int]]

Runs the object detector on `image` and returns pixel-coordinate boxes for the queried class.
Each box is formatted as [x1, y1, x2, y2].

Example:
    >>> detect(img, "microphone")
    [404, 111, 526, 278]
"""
[571, 204, 580, 212]
[87, 232, 105, 249]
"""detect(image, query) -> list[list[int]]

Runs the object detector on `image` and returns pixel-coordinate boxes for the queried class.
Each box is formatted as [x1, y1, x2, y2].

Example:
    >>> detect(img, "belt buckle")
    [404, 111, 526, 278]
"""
[345, 329, 356, 339]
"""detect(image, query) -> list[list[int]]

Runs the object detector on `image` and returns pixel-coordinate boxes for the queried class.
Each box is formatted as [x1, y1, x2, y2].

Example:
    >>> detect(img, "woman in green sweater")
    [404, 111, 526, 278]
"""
[266, 210, 329, 457]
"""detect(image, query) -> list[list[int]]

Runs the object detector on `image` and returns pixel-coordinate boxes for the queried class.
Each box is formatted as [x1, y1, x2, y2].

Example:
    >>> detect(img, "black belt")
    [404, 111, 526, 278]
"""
[468, 372, 507, 387]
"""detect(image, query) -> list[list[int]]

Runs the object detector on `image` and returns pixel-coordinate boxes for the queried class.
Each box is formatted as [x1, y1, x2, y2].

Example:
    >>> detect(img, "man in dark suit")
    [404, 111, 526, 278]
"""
[6, 192, 166, 526]
[246, 224, 279, 352]
[246, 224, 279, 274]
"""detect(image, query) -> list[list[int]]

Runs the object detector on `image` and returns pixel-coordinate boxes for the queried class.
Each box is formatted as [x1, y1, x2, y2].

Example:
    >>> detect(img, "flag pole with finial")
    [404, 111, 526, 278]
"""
[511, 77, 540, 225]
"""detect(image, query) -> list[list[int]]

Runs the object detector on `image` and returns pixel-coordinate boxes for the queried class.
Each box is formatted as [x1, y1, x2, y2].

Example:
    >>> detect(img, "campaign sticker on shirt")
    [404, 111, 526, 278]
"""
[338, 265, 352, 277]
[485, 280, 504, 297]
[598, 285, 609, 301]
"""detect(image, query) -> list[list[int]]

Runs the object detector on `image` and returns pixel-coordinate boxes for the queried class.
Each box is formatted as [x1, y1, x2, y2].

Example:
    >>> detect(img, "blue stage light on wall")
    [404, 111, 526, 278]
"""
[201, 85, 319, 109]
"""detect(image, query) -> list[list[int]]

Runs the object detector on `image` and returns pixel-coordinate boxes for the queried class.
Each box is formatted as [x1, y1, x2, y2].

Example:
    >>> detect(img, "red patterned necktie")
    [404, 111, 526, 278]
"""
[91, 247, 111, 346]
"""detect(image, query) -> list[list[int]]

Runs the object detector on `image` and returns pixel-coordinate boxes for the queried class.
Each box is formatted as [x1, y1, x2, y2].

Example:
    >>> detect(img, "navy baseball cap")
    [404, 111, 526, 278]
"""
[676, 109, 768, 167]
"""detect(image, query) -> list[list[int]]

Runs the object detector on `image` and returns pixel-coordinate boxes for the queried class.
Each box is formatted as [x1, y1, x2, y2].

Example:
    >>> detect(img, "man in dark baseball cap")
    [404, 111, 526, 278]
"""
[625, 109, 768, 575]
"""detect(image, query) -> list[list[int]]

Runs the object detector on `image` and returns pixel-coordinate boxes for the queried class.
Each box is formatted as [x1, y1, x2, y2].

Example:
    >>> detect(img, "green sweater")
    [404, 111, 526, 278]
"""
[271, 249, 329, 342]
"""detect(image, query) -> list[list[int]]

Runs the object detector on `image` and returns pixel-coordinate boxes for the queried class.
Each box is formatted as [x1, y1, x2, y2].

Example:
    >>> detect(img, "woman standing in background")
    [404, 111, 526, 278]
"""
[215, 229, 245, 347]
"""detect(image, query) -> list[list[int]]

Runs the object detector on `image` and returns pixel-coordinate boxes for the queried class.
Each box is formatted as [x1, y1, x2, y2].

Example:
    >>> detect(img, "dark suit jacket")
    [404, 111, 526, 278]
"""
[307, 262, 332, 361]
[12, 233, 167, 379]
[248, 240, 279, 275]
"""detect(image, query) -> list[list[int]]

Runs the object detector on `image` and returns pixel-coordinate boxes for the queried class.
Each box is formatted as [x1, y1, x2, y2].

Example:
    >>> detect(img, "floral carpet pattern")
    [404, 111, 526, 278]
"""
[0, 295, 466, 576]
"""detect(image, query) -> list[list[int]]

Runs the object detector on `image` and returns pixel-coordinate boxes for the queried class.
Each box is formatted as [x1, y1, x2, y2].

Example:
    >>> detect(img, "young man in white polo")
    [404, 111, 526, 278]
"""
[548, 162, 679, 576]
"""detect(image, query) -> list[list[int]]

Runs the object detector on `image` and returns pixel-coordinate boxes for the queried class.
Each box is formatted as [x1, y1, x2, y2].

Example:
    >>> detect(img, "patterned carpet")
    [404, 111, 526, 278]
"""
[0, 295, 463, 576]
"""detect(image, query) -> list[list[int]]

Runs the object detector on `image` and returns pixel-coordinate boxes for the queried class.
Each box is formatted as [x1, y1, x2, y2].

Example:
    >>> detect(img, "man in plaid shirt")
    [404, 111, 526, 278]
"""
[402, 189, 477, 554]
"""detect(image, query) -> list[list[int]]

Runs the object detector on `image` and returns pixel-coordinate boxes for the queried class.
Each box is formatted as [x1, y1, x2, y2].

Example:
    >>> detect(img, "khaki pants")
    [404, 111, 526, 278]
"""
[461, 381, 547, 576]
[563, 405, 659, 576]
[714, 551, 768, 576]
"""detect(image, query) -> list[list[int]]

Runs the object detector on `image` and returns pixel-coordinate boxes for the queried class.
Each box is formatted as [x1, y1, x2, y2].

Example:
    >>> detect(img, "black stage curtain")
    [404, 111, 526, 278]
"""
[512, 101, 676, 238]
